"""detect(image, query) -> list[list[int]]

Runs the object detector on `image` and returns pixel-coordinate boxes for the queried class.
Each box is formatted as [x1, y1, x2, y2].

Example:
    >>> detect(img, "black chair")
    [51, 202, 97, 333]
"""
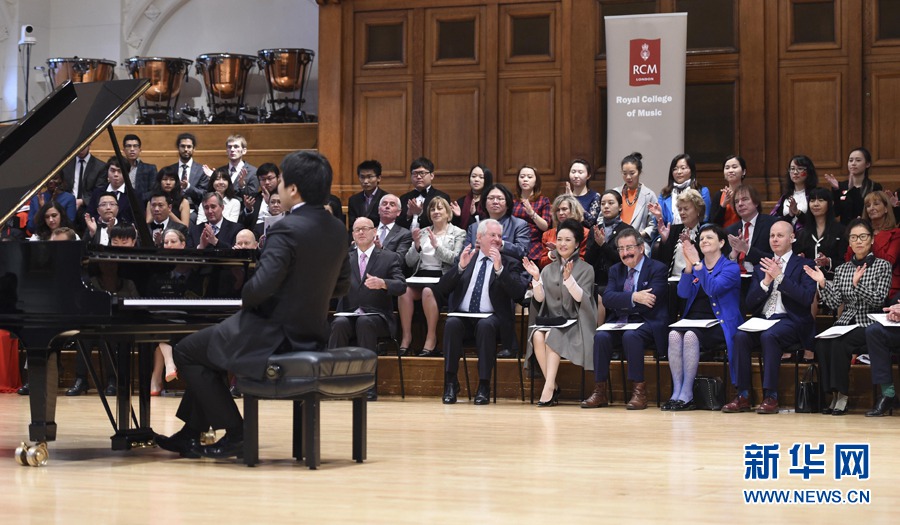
[237, 347, 377, 469]
[460, 336, 525, 402]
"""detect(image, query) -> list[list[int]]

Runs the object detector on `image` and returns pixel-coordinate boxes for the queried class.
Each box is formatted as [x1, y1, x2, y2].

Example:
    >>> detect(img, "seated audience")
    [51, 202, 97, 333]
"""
[865, 301, 900, 416]
[451, 164, 492, 229]
[725, 184, 777, 273]
[512, 165, 551, 263]
[464, 184, 530, 260]
[823, 147, 881, 225]
[84, 192, 130, 246]
[710, 155, 747, 228]
[29, 201, 76, 241]
[374, 194, 413, 256]
[770, 155, 818, 227]
[565, 158, 601, 227]
[330, 218, 407, 400]
[87, 157, 135, 224]
[50, 227, 77, 241]
[399, 197, 465, 357]
[146, 166, 190, 228]
[523, 219, 596, 407]
[433, 219, 528, 405]
[614, 152, 658, 250]
[665, 224, 742, 411]
[724, 220, 816, 414]
[794, 187, 847, 281]
[584, 227, 668, 410]
[539, 195, 588, 269]
[233, 229, 259, 250]
[398, 157, 450, 231]
[855, 191, 900, 303]
[238, 163, 281, 228]
[188, 193, 241, 250]
[147, 192, 189, 248]
[347, 160, 387, 230]
[197, 168, 240, 224]
[806, 219, 892, 415]
[654, 189, 705, 278]
[149, 228, 189, 395]
[584, 190, 628, 325]
[27, 173, 76, 231]
[657, 153, 711, 225]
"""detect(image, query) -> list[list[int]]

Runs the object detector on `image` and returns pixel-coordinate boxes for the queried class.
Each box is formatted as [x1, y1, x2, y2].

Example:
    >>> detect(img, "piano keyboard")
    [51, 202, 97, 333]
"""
[121, 298, 243, 307]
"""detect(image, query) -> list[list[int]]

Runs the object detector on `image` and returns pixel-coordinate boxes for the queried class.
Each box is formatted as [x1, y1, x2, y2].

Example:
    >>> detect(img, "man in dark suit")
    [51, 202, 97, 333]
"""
[374, 194, 413, 256]
[122, 134, 158, 205]
[87, 158, 135, 225]
[157, 151, 350, 459]
[725, 184, 777, 273]
[188, 193, 240, 250]
[866, 301, 900, 416]
[433, 219, 529, 405]
[584, 227, 668, 410]
[723, 220, 816, 415]
[238, 163, 281, 228]
[62, 145, 107, 210]
[330, 217, 407, 399]
[347, 159, 387, 231]
[218, 134, 260, 198]
[148, 192, 189, 247]
[166, 133, 208, 210]
[397, 157, 450, 231]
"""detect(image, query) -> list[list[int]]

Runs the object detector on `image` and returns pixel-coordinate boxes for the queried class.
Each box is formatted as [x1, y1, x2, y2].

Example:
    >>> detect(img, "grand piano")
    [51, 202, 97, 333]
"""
[0, 80, 254, 466]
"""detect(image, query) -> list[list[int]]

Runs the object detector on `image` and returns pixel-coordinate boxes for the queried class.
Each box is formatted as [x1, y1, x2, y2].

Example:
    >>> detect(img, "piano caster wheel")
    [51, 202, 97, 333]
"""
[15, 443, 28, 466]
[201, 430, 217, 446]
[15, 442, 48, 467]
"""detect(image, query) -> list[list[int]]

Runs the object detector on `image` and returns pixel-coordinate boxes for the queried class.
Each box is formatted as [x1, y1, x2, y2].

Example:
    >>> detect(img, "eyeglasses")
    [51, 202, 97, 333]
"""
[352, 226, 375, 233]
[616, 244, 640, 253]
[411, 170, 431, 178]
[849, 233, 872, 242]
[789, 167, 807, 174]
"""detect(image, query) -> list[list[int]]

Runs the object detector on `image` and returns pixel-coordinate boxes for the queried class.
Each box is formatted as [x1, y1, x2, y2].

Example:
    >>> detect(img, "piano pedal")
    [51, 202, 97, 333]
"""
[15, 441, 49, 467]
[201, 430, 217, 445]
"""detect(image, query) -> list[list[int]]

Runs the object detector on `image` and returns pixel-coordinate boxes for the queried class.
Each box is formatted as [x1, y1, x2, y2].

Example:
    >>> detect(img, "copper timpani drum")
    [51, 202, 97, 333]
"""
[124, 57, 192, 103]
[195, 53, 256, 123]
[45, 57, 116, 88]
[257, 48, 315, 122]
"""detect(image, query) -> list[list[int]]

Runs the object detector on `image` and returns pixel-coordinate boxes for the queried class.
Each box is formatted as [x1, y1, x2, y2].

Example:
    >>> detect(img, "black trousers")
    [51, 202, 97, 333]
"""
[173, 326, 243, 432]
[817, 326, 868, 394]
[443, 315, 500, 381]
[867, 323, 900, 386]
[328, 315, 391, 351]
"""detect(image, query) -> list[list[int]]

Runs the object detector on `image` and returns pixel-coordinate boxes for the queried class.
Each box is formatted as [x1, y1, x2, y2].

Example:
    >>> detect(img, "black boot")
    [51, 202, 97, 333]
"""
[66, 377, 89, 396]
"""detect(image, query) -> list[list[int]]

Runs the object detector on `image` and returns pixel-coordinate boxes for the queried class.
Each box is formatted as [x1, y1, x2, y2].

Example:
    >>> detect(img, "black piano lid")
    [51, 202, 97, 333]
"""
[0, 79, 150, 227]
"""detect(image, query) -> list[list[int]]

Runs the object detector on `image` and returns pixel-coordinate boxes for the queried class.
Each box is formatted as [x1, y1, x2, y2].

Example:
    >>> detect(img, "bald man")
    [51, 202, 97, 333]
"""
[233, 229, 259, 250]
[723, 220, 816, 415]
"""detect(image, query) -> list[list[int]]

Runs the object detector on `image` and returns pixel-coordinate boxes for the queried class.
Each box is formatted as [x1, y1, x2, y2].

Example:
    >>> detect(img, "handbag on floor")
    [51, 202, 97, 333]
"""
[692, 376, 724, 410]
[796, 363, 821, 413]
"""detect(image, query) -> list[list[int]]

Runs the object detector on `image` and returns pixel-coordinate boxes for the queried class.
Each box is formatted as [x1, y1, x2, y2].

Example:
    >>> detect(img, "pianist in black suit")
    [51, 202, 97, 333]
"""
[187, 193, 240, 250]
[158, 151, 351, 459]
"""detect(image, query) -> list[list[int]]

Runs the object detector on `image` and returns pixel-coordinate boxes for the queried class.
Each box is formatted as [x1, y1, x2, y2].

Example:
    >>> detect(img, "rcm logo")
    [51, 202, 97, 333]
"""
[629, 38, 661, 86]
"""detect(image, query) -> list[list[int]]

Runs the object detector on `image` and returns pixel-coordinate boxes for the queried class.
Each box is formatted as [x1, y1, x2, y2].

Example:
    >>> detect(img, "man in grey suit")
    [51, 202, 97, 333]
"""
[157, 151, 350, 459]
[374, 193, 413, 256]
[62, 144, 107, 210]
[217, 134, 260, 198]
[330, 217, 407, 399]
[165, 132, 209, 210]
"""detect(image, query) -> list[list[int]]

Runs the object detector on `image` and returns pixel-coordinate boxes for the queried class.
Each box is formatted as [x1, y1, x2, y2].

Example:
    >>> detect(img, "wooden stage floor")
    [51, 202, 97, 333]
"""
[1, 394, 898, 523]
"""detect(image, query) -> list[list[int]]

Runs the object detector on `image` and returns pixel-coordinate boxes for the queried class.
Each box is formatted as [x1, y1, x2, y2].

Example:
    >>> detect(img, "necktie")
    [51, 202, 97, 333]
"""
[738, 221, 750, 272]
[212, 224, 219, 236]
[763, 257, 784, 318]
[181, 164, 189, 182]
[468, 257, 491, 313]
[75, 159, 84, 195]
[379, 225, 387, 245]
[230, 166, 237, 182]
[359, 252, 367, 280]
[624, 267, 637, 293]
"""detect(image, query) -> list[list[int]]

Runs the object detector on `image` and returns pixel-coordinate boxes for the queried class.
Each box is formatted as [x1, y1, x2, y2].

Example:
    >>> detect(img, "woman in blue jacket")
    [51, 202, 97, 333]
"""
[665, 223, 743, 411]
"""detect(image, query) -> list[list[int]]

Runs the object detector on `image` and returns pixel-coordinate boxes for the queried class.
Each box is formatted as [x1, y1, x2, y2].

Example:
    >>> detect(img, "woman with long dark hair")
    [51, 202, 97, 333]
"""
[770, 155, 818, 227]
[658, 153, 711, 225]
[823, 147, 883, 225]
[451, 164, 492, 229]
[197, 167, 240, 223]
[146, 166, 191, 226]
[29, 201, 76, 241]
[709, 154, 747, 228]
[512, 165, 552, 263]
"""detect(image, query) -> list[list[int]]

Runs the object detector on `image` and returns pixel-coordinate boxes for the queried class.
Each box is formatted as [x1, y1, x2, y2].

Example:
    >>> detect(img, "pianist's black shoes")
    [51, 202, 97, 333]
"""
[442, 381, 460, 404]
[473, 384, 491, 405]
[198, 431, 244, 459]
[66, 377, 88, 396]
[155, 427, 201, 459]
[17, 383, 29, 396]
[104, 379, 117, 397]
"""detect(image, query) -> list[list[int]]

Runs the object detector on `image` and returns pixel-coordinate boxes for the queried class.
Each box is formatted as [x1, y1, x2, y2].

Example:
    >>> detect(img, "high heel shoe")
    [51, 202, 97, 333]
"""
[165, 369, 178, 382]
[537, 387, 560, 407]
[865, 395, 899, 417]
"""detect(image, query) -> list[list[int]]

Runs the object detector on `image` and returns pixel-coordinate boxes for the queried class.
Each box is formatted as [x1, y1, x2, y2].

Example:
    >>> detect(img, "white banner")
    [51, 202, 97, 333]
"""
[604, 13, 687, 193]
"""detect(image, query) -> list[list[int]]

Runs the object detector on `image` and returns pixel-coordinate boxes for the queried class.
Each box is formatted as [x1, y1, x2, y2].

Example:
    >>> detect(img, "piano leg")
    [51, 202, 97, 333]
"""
[110, 340, 155, 450]
[26, 346, 58, 444]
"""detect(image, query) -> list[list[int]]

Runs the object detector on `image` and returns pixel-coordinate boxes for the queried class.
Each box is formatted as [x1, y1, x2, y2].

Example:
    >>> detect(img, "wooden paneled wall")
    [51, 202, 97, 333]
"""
[317, 0, 900, 204]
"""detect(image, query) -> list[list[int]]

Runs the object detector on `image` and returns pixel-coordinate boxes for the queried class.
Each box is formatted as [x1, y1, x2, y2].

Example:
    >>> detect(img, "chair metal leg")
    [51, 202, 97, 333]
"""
[394, 339, 405, 399]
[292, 400, 303, 461]
[461, 351, 472, 400]
[516, 352, 525, 402]
[492, 352, 498, 403]
[352, 396, 367, 463]
[243, 395, 259, 467]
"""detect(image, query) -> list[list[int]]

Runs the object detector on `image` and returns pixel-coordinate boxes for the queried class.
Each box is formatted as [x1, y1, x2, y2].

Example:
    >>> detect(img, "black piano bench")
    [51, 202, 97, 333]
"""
[236, 347, 377, 469]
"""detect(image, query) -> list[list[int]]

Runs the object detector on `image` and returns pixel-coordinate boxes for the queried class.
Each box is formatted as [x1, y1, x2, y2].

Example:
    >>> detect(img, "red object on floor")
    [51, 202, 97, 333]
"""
[0, 330, 22, 393]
